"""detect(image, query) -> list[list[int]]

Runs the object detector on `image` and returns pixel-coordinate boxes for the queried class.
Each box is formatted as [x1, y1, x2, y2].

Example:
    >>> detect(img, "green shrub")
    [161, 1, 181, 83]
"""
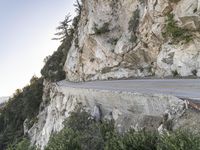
[45, 107, 200, 150]
[104, 130, 158, 150]
[7, 138, 36, 150]
[45, 106, 107, 150]
[41, 39, 71, 82]
[104, 132, 124, 150]
[163, 13, 192, 43]
[45, 128, 81, 150]
[157, 131, 200, 150]
[123, 130, 158, 150]
[64, 105, 93, 132]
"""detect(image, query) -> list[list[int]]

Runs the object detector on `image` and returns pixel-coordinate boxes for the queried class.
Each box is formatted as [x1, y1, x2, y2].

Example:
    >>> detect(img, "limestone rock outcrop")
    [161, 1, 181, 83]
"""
[64, 0, 200, 81]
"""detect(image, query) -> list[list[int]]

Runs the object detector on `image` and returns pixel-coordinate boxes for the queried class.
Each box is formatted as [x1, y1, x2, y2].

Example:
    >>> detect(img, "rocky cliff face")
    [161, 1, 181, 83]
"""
[27, 0, 200, 149]
[64, 0, 200, 81]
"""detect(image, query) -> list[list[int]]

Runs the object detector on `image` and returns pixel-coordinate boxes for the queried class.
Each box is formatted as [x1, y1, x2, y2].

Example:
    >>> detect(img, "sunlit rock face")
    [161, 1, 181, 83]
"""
[64, 0, 200, 81]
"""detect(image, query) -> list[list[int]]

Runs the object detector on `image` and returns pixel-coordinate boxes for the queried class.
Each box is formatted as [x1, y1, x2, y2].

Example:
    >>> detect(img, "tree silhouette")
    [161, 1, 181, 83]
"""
[74, 0, 82, 15]
[52, 14, 71, 41]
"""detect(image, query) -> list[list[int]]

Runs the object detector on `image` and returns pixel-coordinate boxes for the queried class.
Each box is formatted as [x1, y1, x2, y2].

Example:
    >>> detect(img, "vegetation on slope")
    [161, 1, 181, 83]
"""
[41, 0, 82, 82]
[44, 106, 200, 150]
[6, 138, 35, 150]
[40, 15, 75, 82]
[162, 13, 192, 43]
[5, 105, 200, 150]
[40, 37, 71, 82]
[0, 77, 43, 149]
[0, 1, 83, 149]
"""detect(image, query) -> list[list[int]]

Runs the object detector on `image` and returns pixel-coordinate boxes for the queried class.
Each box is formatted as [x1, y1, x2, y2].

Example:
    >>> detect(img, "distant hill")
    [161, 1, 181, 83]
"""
[0, 97, 9, 104]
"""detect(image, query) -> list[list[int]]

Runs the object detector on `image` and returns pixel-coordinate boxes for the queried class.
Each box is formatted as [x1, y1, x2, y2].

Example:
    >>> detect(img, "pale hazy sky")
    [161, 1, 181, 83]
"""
[0, 0, 75, 96]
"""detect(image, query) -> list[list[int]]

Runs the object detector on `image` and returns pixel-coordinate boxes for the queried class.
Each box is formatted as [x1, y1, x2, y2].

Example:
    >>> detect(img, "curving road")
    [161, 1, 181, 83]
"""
[58, 79, 200, 101]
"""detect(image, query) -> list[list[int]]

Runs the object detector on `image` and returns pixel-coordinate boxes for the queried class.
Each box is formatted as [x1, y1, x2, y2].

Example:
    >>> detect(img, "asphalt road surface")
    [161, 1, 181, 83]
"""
[59, 79, 200, 101]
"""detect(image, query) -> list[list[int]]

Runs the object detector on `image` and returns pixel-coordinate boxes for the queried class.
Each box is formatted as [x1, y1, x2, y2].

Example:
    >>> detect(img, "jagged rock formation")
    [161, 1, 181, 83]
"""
[64, 0, 200, 81]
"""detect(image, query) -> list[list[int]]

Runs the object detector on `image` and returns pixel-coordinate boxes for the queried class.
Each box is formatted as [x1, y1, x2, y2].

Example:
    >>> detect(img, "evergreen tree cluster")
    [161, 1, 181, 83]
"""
[41, 0, 83, 82]
[0, 77, 43, 149]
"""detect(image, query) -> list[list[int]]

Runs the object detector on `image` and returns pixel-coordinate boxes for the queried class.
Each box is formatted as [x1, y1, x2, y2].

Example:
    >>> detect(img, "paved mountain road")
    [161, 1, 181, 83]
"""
[58, 79, 200, 101]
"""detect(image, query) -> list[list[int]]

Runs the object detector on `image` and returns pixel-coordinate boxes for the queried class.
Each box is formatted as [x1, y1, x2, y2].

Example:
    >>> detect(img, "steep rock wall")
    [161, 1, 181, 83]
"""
[64, 0, 200, 81]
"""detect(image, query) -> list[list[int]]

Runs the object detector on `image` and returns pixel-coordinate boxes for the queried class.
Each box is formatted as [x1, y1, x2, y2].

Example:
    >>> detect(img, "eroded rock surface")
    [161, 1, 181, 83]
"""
[64, 0, 200, 81]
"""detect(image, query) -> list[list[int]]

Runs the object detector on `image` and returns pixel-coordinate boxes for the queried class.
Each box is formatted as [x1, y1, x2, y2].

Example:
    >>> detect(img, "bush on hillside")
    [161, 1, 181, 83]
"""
[6, 138, 35, 150]
[41, 41, 70, 82]
[162, 13, 192, 43]
[45, 106, 200, 150]
[41, 1, 83, 82]
[157, 131, 200, 150]
[45, 106, 112, 150]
